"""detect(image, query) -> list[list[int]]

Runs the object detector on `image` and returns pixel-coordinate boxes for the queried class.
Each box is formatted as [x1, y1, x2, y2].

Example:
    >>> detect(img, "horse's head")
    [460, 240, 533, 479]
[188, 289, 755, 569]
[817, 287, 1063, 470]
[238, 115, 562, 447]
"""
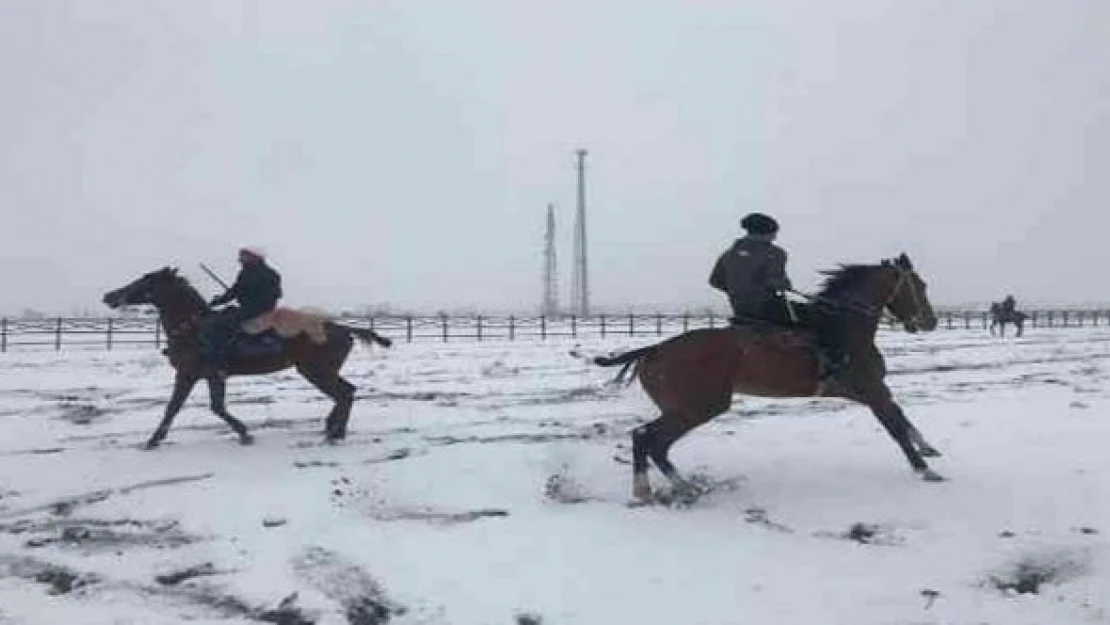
[880, 253, 937, 333]
[102, 267, 184, 310]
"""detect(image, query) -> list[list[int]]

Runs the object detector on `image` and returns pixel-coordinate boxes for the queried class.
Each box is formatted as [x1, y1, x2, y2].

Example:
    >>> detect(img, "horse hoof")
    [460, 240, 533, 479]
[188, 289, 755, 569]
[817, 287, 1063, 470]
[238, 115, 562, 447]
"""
[632, 475, 653, 503]
[142, 441, 161, 451]
[919, 446, 942, 458]
[919, 468, 946, 482]
[239, 434, 255, 446]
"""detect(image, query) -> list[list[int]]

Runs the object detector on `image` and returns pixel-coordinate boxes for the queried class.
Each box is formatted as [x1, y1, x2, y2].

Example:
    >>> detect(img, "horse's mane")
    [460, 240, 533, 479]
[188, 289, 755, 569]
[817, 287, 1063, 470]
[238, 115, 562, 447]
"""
[159, 269, 211, 312]
[816, 264, 881, 300]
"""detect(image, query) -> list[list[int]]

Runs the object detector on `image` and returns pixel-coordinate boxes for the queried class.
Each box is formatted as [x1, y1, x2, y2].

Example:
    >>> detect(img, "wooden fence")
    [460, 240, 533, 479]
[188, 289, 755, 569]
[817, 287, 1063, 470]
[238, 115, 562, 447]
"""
[1, 310, 1109, 352]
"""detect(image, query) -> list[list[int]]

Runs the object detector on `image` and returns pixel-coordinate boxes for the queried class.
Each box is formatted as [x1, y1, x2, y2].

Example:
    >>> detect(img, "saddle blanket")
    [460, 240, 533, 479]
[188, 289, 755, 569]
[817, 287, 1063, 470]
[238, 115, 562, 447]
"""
[240, 307, 334, 344]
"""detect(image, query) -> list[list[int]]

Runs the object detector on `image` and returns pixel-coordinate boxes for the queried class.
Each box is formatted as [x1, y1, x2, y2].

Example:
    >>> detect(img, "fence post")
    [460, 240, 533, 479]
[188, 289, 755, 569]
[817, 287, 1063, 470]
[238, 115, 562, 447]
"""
[1, 318, 6, 352]
[683, 312, 689, 333]
[600, 315, 607, 338]
[107, 318, 114, 350]
[964, 312, 970, 329]
[441, 315, 448, 343]
[406, 316, 413, 343]
[154, 321, 161, 349]
[55, 317, 63, 351]
[511, 315, 517, 341]
[538, 316, 544, 340]
[709, 312, 715, 328]
[476, 315, 483, 342]
[628, 313, 634, 337]
[571, 315, 577, 338]
[656, 313, 663, 336]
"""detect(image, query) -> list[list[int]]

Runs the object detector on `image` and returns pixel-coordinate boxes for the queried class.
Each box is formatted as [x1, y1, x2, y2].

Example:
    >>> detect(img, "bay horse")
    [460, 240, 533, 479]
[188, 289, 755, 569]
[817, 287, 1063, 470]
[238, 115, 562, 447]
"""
[594, 253, 944, 503]
[989, 302, 1026, 337]
[102, 267, 391, 449]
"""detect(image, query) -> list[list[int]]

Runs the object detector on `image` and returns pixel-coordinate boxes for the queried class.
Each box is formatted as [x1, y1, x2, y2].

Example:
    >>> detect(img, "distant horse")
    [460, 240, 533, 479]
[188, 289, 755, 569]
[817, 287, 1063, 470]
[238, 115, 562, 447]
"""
[989, 302, 1026, 337]
[102, 267, 391, 449]
[593, 253, 943, 503]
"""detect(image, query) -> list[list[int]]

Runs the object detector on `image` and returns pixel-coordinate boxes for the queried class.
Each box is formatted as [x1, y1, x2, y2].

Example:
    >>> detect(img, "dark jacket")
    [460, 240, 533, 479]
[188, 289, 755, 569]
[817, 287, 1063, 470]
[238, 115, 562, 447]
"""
[709, 235, 792, 319]
[212, 261, 282, 318]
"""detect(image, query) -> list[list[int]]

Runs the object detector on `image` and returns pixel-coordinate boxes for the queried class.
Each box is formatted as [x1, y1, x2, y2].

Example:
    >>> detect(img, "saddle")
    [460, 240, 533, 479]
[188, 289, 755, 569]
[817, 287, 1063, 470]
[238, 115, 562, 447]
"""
[227, 327, 286, 359]
[727, 302, 817, 350]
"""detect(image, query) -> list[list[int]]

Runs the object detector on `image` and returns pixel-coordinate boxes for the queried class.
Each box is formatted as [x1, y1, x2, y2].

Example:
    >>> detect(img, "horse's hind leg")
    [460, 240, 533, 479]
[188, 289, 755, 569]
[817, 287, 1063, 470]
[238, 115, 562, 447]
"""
[296, 365, 355, 442]
[631, 422, 653, 501]
[632, 402, 727, 502]
[206, 376, 254, 445]
[328, 376, 357, 439]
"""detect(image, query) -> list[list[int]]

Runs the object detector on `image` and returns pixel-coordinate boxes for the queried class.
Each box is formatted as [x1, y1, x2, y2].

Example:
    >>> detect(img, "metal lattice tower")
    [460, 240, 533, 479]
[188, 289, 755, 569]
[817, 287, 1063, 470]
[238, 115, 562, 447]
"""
[541, 203, 559, 315]
[570, 149, 590, 316]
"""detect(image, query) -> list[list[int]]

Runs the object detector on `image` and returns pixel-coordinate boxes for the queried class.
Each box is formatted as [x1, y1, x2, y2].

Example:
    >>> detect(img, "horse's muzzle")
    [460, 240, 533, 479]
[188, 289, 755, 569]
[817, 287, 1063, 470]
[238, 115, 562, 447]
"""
[102, 290, 124, 309]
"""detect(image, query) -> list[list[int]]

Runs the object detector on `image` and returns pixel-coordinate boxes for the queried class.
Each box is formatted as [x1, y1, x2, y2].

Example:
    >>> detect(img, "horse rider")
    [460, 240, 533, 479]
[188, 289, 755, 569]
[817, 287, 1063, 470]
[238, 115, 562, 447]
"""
[1001, 294, 1016, 315]
[708, 213, 848, 386]
[200, 247, 283, 376]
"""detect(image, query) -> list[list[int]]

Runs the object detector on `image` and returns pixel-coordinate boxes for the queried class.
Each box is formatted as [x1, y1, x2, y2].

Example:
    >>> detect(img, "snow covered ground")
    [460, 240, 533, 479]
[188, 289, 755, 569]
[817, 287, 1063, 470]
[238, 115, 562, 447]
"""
[0, 327, 1107, 624]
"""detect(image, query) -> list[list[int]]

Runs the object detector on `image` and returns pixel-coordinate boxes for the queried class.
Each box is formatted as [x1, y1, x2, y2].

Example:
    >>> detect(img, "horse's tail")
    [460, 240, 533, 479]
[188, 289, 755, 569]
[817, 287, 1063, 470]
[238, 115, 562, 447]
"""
[593, 344, 657, 386]
[343, 325, 393, 349]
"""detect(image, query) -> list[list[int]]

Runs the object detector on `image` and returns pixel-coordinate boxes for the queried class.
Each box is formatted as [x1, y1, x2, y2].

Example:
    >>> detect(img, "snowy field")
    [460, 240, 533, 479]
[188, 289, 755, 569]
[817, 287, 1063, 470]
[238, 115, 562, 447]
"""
[0, 327, 1107, 625]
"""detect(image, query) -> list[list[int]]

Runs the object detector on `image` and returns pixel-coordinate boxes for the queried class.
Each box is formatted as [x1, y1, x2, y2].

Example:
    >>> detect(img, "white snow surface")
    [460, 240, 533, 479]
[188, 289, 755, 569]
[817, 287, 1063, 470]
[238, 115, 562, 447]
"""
[0, 328, 1107, 624]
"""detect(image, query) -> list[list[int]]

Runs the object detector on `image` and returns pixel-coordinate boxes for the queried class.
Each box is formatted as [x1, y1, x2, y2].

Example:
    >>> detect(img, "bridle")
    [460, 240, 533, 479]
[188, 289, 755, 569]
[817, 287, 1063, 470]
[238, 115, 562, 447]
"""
[882, 265, 928, 330]
[117, 278, 206, 346]
[790, 261, 928, 327]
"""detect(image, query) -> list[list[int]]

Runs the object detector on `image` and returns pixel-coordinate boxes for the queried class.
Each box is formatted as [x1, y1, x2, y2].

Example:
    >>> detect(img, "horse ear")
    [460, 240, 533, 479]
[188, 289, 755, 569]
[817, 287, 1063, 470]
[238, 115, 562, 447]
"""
[897, 253, 913, 269]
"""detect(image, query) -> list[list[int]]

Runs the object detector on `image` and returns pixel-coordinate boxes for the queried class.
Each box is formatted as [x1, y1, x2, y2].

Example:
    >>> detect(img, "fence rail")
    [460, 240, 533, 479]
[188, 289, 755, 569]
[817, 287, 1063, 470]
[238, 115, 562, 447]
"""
[1, 310, 1109, 352]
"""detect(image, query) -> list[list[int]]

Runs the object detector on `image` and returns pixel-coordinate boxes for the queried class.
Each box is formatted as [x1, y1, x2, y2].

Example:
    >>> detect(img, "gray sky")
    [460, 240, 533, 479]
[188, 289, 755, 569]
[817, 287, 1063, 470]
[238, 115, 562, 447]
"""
[1, 0, 1107, 315]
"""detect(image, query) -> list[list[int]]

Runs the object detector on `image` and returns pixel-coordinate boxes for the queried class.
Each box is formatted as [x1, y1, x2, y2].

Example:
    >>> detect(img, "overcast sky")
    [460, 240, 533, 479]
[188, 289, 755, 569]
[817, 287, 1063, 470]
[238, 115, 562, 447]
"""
[0, 0, 1106, 314]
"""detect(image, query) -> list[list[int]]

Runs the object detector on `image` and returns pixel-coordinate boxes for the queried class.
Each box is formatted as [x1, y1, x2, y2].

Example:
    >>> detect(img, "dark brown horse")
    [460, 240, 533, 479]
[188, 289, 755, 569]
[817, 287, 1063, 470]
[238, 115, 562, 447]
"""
[594, 253, 943, 503]
[102, 267, 391, 449]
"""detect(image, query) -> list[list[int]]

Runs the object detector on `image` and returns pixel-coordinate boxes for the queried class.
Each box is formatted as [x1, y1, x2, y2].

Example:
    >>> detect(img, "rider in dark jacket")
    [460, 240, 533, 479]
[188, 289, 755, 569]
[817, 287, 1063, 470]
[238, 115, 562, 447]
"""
[709, 213, 792, 324]
[710, 213, 847, 386]
[200, 247, 282, 375]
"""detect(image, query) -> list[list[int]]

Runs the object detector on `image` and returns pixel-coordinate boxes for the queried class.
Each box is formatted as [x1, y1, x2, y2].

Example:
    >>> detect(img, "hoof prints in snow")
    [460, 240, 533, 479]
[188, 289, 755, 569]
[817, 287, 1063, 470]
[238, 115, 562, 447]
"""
[155, 562, 223, 586]
[0, 554, 317, 623]
[986, 548, 1092, 596]
[332, 476, 510, 526]
[9, 517, 200, 552]
[810, 523, 907, 546]
[293, 547, 407, 624]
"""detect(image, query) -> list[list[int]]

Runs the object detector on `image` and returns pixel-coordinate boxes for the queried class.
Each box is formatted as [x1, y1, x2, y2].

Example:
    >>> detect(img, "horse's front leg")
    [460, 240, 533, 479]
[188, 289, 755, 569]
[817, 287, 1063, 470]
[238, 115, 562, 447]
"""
[145, 373, 199, 449]
[862, 390, 945, 482]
